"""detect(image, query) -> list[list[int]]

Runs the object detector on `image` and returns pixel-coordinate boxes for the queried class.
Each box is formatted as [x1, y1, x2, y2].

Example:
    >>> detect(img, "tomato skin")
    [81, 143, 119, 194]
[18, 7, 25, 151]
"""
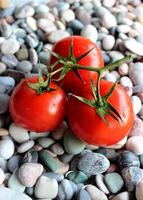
[67, 80, 134, 146]
[48, 36, 104, 93]
[9, 76, 67, 132]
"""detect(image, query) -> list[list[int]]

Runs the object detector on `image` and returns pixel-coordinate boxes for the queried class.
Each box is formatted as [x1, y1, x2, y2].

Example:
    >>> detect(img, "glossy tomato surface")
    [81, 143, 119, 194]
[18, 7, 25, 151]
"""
[9, 76, 67, 132]
[48, 36, 104, 93]
[67, 80, 134, 146]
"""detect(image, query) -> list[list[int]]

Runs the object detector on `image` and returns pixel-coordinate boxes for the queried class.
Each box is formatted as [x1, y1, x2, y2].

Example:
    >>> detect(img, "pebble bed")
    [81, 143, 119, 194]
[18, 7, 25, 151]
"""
[0, 0, 143, 199]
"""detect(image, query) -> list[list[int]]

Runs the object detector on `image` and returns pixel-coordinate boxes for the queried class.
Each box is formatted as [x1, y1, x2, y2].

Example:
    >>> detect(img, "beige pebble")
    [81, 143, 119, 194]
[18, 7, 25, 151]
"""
[0, 0, 9, 9]
[0, 128, 9, 136]
[136, 181, 143, 200]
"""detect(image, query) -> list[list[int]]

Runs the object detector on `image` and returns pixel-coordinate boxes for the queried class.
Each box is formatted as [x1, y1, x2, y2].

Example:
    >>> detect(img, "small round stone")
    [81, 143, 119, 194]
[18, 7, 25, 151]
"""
[34, 176, 58, 199]
[85, 184, 108, 200]
[101, 13, 117, 29]
[61, 9, 75, 22]
[0, 138, 14, 160]
[0, 62, 6, 74]
[0, 76, 15, 93]
[104, 172, 124, 193]
[29, 48, 38, 65]
[129, 62, 143, 85]
[76, 9, 91, 25]
[38, 51, 50, 65]
[126, 136, 143, 155]
[17, 140, 35, 153]
[63, 130, 85, 155]
[26, 17, 37, 31]
[16, 48, 29, 61]
[117, 25, 131, 33]
[37, 19, 56, 33]
[124, 39, 143, 56]
[26, 33, 39, 48]
[18, 163, 43, 187]
[136, 181, 143, 200]
[68, 19, 84, 34]
[48, 30, 70, 43]
[9, 123, 29, 143]
[95, 174, 110, 194]
[1, 39, 20, 54]
[131, 95, 142, 115]
[16, 60, 32, 73]
[102, 35, 115, 50]
[8, 155, 22, 173]
[120, 76, 133, 89]
[118, 63, 128, 76]
[81, 24, 98, 43]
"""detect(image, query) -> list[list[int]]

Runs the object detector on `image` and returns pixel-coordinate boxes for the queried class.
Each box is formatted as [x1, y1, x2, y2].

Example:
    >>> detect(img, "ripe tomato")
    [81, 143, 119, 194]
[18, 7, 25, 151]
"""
[9, 76, 67, 132]
[67, 79, 134, 146]
[48, 36, 104, 93]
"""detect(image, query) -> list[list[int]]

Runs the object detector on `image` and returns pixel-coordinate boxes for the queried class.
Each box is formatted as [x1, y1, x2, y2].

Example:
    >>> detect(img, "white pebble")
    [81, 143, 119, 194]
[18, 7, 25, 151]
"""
[129, 117, 143, 137]
[9, 123, 29, 143]
[61, 9, 75, 22]
[17, 140, 35, 153]
[81, 24, 98, 43]
[107, 137, 127, 149]
[117, 25, 131, 33]
[48, 30, 70, 43]
[85, 184, 108, 200]
[95, 174, 110, 194]
[124, 39, 143, 56]
[1, 39, 20, 54]
[102, 35, 115, 50]
[103, 0, 116, 7]
[131, 95, 142, 115]
[120, 76, 133, 89]
[129, 62, 143, 85]
[136, 181, 143, 200]
[26, 17, 37, 31]
[37, 19, 56, 33]
[0, 168, 5, 184]
[126, 136, 143, 155]
[0, 138, 14, 160]
[132, 22, 143, 35]
[118, 63, 128, 76]
[101, 13, 117, 29]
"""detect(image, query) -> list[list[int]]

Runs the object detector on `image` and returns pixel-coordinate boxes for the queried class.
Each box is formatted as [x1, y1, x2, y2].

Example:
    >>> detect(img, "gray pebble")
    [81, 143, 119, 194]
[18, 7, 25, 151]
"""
[35, 4, 49, 14]
[102, 35, 115, 50]
[29, 48, 38, 65]
[0, 93, 10, 114]
[81, 24, 98, 43]
[38, 51, 50, 65]
[77, 189, 91, 200]
[48, 30, 70, 43]
[22, 150, 38, 163]
[17, 140, 35, 153]
[1, 39, 20, 54]
[43, 172, 64, 182]
[96, 148, 118, 162]
[60, 154, 74, 164]
[124, 39, 143, 56]
[0, 20, 13, 38]
[0, 137, 14, 160]
[2, 54, 18, 68]
[25, 187, 34, 197]
[78, 152, 110, 176]
[16, 60, 32, 73]
[16, 48, 29, 61]
[57, 2, 70, 11]
[68, 19, 84, 34]
[50, 143, 64, 155]
[14, 28, 26, 39]
[38, 137, 55, 148]
[15, 5, 35, 18]
[8, 155, 22, 173]
[26, 33, 39, 48]
[76, 9, 91, 25]
[37, 18, 56, 33]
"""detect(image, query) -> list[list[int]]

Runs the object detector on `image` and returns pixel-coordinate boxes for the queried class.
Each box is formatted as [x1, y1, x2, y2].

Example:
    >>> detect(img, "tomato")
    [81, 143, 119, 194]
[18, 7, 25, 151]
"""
[9, 76, 67, 132]
[48, 36, 104, 93]
[67, 79, 134, 146]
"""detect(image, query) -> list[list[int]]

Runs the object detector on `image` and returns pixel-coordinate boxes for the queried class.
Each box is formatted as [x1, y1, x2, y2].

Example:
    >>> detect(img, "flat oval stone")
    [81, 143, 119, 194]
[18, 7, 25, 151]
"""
[111, 191, 134, 200]
[29, 48, 38, 65]
[50, 143, 64, 155]
[102, 35, 115, 50]
[16, 60, 32, 73]
[38, 138, 54, 148]
[1, 39, 20, 54]
[126, 136, 143, 155]
[16, 48, 29, 61]
[85, 184, 108, 200]
[15, 5, 34, 18]
[64, 130, 85, 155]
[17, 140, 35, 153]
[66, 170, 88, 184]
[8, 155, 22, 173]
[81, 24, 98, 42]
[0, 138, 14, 160]
[68, 19, 84, 34]
[78, 152, 110, 176]
[77, 189, 91, 200]
[37, 19, 56, 33]
[124, 39, 143, 56]
[2, 54, 18, 68]
[129, 62, 143, 85]
[48, 30, 70, 43]
[43, 172, 64, 182]
[0, 76, 15, 94]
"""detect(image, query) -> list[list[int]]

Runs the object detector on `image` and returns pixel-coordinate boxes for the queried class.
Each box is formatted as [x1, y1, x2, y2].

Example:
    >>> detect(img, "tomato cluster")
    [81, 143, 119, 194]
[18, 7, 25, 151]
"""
[9, 36, 134, 146]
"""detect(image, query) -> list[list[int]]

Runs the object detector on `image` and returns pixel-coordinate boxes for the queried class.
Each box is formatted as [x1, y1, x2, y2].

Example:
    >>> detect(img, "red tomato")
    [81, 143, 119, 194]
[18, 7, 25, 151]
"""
[67, 79, 134, 146]
[48, 36, 104, 93]
[9, 76, 67, 132]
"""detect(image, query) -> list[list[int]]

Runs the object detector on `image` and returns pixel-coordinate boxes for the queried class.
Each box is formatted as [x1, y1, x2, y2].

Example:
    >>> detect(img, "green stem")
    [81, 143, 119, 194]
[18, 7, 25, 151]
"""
[50, 67, 64, 76]
[96, 71, 103, 106]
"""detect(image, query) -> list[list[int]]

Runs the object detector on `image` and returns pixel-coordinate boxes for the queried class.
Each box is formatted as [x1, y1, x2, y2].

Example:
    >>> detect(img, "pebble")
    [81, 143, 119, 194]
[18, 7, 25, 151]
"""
[57, 179, 77, 200]
[8, 155, 22, 173]
[68, 19, 84, 34]
[135, 181, 143, 200]
[102, 35, 115, 50]
[1, 39, 20, 54]
[9, 123, 29, 143]
[120, 76, 133, 89]
[81, 24, 98, 43]
[35, 4, 49, 14]
[43, 172, 64, 182]
[118, 63, 128, 76]
[129, 62, 143, 85]
[95, 174, 110, 194]
[78, 152, 110, 176]
[122, 167, 143, 192]
[8, 169, 25, 192]
[54, 157, 69, 174]
[15, 5, 35, 18]
[26, 17, 37, 31]
[2, 53, 19, 68]
[0, 76, 15, 93]
[129, 117, 143, 137]
[26, 33, 39, 48]
[102, 13, 117, 29]
[38, 138, 54, 148]
[104, 173, 124, 193]
[118, 150, 140, 170]
[52, 121, 67, 140]
[0, 156, 7, 171]
[131, 95, 142, 115]
[76, 9, 91, 25]
[108, 51, 124, 62]
[0, 93, 10, 114]
[50, 143, 64, 155]
[57, 2, 70, 11]
[29, 131, 49, 140]
[16, 48, 29, 61]
[61, 154, 74, 164]
[0, 20, 12, 38]
[103, 0, 116, 7]
[34, 176, 58, 199]
[63, 130, 85, 155]
[0, 62, 6, 74]
[111, 191, 134, 200]
[124, 39, 143, 56]
[29, 48, 38, 65]
[117, 25, 131, 33]
[96, 148, 118, 162]
[48, 30, 70, 43]
[66, 170, 88, 184]
[18, 163, 43, 187]
[126, 136, 143, 155]
[0, 187, 32, 200]
[85, 184, 108, 200]
[77, 189, 91, 200]
[17, 140, 35, 153]
[37, 19, 56, 33]
[38, 51, 50, 65]
[0, 168, 5, 184]
[0, 137, 14, 160]
[22, 149, 38, 163]
[61, 9, 75, 22]
[16, 60, 32, 73]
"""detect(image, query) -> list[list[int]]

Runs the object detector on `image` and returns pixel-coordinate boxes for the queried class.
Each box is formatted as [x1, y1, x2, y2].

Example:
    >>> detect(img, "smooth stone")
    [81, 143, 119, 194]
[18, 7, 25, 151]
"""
[38, 51, 50, 65]
[15, 5, 35, 18]
[111, 191, 134, 200]
[22, 150, 38, 163]
[8, 155, 22, 173]
[54, 157, 69, 174]
[9, 123, 29, 143]
[136, 34, 143, 44]
[95, 174, 110, 194]
[29, 48, 38, 65]
[118, 150, 140, 170]
[85, 184, 108, 200]
[0, 187, 32, 200]
[16, 48, 29, 61]
[16, 60, 32, 73]
[14, 28, 26, 39]
[104, 173, 124, 193]
[0, 20, 12, 38]
[8, 169, 25, 192]
[126, 136, 143, 155]
[37, 19, 56, 33]
[48, 30, 70, 43]
[43, 172, 64, 182]
[57, 179, 77, 200]
[0, 94, 9, 114]
[50, 143, 64, 155]
[120, 76, 133, 89]
[96, 148, 118, 162]
[63, 130, 85, 155]
[122, 167, 143, 192]
[39, 150, 57, 172]
[1, 39, 20, 54]
[18, 163, 43, 187]
[0, 77, 15, 93]
[76, 9, 91, 25]
[102, 13, 117, 29]
[26, 33, 39, 48]
[66, 170, 88, 184]
[34, 176, 58, 199]
[2, 54, 18, 68]
[29, 131, 49, 140]
[102, 35, 115, 50]
[108, 51, 124, 62]
[17, 140, 35, 153]
[2, 69, 25, 84]
[68, 19, 84, 34]
[132, 22, 143, 35]
[81, 24, 98, 43]
[52, 121, 67, 140]
[0, 168, 5, 184]
[0, 157, 7, 171]
[35, 4, 49, 14]
[131, 96, 142, 115]
[0, 83, 6, 94]
[77, 189, 91, 200]
[135, 181, 143, 200]
[38, 138, 54, 148]
[0, 138, 14, 160]
[61, 9, 75, 22]
[103, 0, 116, 7]
[124, 39, 143, 56]
[57, 2, 70, 11]
[0, 62, 6, 74]
[78, 152, 110, 176]
[60, 154, 74, 164]
[129, 62, 143, 85]
[117, 25, 131, 33]
[129, 117, 143, 137]
[26, 17, 37, 31]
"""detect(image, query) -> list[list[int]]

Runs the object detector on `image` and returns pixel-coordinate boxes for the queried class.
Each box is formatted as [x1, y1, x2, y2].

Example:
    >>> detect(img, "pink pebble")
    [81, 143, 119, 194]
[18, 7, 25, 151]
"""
[126, 136, 143, 155]
[129, 117, 143, 137]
